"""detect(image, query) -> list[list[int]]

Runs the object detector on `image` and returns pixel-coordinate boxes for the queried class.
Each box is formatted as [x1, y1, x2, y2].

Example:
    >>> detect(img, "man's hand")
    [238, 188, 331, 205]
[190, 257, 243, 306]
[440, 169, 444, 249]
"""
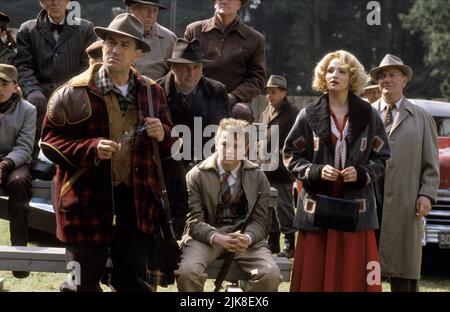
[416, 196, 432, 218]
[321, 165, 340, 181]
[96, 139, 121, 160]
[213, 232, 250, 254]
[144, 117, 164, 142]
[341, 166, 357, 182]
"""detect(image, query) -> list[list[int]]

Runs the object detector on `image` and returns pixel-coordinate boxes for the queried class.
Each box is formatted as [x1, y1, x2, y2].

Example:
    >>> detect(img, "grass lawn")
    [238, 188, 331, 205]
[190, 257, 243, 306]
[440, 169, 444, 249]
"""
[1, 219, 449, 292]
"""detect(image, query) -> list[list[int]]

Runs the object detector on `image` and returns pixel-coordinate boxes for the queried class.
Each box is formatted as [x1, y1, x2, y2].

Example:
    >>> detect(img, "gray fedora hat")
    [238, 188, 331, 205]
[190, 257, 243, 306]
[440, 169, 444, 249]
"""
[94, 13, 151, 52]
[369, 54, 413, 82]
[166, 38, 211, 64]
[266, 75, 287, 90]
[123, 0, 167, 10]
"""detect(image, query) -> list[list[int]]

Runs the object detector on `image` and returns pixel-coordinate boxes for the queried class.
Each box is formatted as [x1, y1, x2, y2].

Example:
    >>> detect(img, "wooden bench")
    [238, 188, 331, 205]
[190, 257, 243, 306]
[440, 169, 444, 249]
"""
[0, 245, 291, 291]
[0, 246, 66, 273]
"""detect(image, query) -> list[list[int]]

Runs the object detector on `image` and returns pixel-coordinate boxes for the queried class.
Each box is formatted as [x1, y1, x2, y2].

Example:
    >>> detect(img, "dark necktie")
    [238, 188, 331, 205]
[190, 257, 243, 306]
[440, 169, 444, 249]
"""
[384, 105, 394, 130]
[220, 171, 232, 204]
[50, 23, 65, 34]
[143, 29, 151, 39]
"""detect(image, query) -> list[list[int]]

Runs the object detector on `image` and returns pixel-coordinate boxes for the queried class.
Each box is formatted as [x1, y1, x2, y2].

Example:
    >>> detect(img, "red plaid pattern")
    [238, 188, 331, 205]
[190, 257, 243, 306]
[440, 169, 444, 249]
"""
[42, 67, 175, 243]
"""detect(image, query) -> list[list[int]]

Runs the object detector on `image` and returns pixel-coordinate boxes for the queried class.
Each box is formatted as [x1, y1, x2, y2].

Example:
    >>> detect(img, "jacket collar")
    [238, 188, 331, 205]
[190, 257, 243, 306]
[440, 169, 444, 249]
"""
[153, 23, 166, 38]
[198, 152, 259, 172]
[202, 15, 247, 39]
[36, 9, 76, 48]
[68, 63, 148, 96]
[305, 92, 372, 153]
[374, 97, 414, 136]
[161, 71, 212, 98]
[261, 97, 290, 123]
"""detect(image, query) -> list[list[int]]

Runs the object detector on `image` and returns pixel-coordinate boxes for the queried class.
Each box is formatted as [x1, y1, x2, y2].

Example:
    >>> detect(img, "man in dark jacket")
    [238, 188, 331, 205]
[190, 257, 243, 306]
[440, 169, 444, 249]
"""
[184, 0, 266, 108]
[147, 38, 229, 289]
[41, 13, 175, 292]
[158, 38, 230, 164]
[0, 12, 16, 65]
[15, 0, 96, 158]
[259, 75, 299, 258]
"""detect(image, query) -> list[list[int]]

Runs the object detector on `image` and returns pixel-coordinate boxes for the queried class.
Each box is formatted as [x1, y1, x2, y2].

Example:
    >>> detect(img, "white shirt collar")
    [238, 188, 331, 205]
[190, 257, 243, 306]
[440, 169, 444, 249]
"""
[380, 96, 403, 112]
[217, 160, 241, 180]
[48, 15, 65, 25]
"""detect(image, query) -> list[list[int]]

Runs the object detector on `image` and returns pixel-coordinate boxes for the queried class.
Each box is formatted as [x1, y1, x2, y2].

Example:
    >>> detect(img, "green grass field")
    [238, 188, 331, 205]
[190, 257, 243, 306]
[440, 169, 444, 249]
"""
[0, 219, 449, 292]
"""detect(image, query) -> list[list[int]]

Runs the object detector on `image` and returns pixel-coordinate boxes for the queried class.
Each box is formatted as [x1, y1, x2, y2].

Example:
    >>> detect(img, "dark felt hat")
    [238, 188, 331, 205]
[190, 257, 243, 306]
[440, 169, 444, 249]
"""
[166, 38, 211, 64]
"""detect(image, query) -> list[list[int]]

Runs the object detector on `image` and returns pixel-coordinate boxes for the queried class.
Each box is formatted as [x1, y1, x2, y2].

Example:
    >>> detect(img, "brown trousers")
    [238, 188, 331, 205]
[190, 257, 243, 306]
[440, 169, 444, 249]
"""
[175, 238, 282, 292]
[1, 165, 33, 246]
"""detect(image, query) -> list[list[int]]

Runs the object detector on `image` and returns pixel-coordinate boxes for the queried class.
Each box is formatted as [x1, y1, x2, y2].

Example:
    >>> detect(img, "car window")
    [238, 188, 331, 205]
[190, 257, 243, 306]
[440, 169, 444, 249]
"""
[434, 117, 450, 137]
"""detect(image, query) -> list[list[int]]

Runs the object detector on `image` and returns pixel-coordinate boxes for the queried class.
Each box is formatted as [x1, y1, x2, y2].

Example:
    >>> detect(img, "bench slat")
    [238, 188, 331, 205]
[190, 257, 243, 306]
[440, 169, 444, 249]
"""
[0, 246, 67, 273]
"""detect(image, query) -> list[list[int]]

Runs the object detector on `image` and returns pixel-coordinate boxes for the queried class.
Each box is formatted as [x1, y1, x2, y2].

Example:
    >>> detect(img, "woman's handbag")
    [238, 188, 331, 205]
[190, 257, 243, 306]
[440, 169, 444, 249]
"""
[313, 195, 359, 232]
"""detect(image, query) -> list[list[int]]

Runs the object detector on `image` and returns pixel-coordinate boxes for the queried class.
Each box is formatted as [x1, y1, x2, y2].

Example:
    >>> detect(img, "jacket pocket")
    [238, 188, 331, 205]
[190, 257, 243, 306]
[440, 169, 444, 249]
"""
[59, 168, 98, 213]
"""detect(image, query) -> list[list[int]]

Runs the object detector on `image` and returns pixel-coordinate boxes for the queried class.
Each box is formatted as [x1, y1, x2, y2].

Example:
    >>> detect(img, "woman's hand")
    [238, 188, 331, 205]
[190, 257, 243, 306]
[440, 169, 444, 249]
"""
[321, 165, 340, 181]
[341, 166, 357, 182]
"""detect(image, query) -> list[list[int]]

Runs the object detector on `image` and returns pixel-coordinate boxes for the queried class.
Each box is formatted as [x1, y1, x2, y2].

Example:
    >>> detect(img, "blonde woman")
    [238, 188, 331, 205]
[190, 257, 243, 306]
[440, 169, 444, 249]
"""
[283, 50, 390, 291]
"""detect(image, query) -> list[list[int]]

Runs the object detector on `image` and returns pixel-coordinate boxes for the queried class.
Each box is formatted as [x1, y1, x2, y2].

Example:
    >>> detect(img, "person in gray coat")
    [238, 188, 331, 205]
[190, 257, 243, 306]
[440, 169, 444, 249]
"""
[15, 0, 96, 158]
[0, 64, 36, 279]
[125, 0, 177, 80]
[370, 54, 440, 292]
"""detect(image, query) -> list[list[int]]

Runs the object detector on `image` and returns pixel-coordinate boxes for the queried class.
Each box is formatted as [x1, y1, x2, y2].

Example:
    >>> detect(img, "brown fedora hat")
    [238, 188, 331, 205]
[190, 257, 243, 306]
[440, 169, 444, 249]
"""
[369, 54, 413, 82]
[123, 0, 167, 10]
[167, 38, 211, 64]
[211, 0, 248, 6]
[0, 11, 11, 24]
[94, 13, 150, 52]
[364, 77, 379, 90]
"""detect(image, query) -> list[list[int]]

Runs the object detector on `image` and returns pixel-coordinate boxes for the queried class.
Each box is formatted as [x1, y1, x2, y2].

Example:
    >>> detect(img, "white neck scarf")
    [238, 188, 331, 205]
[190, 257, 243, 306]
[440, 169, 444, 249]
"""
[330, 116, 349, 170]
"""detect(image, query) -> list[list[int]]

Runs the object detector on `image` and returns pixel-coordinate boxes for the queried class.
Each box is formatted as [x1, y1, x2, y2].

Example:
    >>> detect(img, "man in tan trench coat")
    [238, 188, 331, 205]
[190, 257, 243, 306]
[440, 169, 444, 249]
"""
[370, 54, 440, 292]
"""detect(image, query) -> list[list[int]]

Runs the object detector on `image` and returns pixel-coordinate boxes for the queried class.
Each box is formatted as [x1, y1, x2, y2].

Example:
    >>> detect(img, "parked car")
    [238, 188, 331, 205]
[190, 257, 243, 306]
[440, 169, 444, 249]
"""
[410, 99, 450, 247]
[291, 99, 450, 248]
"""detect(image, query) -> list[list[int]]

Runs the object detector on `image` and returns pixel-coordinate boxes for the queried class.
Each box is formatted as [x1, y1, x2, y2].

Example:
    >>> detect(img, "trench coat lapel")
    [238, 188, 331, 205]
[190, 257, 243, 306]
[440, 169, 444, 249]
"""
[389, 98, 414, 137]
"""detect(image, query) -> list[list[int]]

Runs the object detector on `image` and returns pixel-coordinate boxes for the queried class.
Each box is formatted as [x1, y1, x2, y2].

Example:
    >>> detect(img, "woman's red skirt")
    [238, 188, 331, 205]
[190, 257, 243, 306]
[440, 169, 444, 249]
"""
[290, 229, 382, 292]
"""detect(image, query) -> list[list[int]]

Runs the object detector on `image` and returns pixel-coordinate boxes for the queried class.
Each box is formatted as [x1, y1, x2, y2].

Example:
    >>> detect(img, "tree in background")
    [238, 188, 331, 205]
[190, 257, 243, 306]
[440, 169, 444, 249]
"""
[1, 0, 444, 99]
[401, 0, 450, 100]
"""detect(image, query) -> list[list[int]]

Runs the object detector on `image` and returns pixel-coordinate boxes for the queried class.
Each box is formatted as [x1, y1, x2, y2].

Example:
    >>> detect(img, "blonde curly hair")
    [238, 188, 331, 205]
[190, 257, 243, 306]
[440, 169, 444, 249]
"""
[312, 50, 367, 95]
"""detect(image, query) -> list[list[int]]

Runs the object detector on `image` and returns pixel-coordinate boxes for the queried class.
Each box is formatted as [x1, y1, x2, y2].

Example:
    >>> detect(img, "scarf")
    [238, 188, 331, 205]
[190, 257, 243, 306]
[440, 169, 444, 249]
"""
[330, 115, 349, 170]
